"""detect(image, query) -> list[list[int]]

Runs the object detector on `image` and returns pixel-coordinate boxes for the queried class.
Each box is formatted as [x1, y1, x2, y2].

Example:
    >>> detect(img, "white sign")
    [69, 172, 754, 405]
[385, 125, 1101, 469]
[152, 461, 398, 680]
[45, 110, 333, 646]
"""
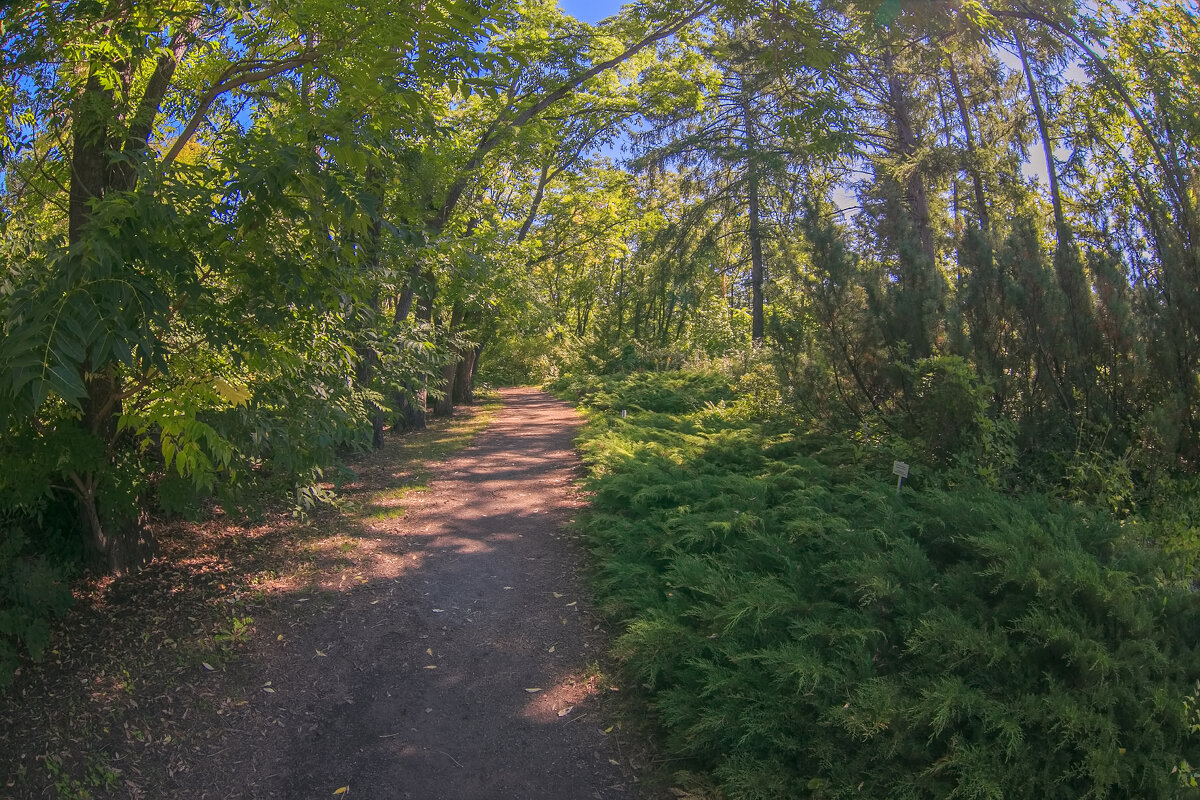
[892, 461, 910, 478]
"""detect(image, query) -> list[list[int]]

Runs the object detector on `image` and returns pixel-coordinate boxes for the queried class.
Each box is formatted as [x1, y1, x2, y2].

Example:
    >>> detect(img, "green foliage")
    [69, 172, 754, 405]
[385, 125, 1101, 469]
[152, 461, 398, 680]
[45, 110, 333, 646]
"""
[0, 527, 75, 688]
[574, 372, 1200, 800]
[549, 370, 733, 413]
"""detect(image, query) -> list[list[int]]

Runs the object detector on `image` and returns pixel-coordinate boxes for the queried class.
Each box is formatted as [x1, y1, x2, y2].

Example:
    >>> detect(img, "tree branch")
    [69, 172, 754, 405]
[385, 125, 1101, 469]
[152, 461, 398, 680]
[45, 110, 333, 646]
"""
[159, 49, 322, 169]
[992, 7, 1185, 214]
[430, 2, 714, 233]
[125, 16, 202, 152]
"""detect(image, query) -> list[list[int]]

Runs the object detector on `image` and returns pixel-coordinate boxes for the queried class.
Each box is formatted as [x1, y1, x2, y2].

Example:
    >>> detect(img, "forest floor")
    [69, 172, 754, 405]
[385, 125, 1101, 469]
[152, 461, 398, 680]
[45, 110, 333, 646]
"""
[2, 388, 655, 800]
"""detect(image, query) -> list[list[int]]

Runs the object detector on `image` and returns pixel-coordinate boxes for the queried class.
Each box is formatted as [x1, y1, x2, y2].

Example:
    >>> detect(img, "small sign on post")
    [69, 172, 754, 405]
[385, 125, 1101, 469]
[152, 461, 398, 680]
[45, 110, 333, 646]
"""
[892, 460, 910, 493]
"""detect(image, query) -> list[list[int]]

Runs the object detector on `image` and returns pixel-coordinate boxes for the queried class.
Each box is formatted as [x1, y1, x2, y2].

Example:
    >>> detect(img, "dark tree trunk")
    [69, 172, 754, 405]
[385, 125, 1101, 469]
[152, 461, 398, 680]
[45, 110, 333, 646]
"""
[69, 73, 112, 243]
[741, 85, 766, 344]
[1016, 29, 1096, 387]
[1015, 32, 1065, 236]
[435, 303, 464, 417]
[455, 345, 479, 405]
[884, 47, 935, 267]
[946, 56, 990, 233]
[454, 308, 484, 405]
[63, 19, 200, 571]
[355, 168, 386, 448]
[882, 43, 939, 359]
[516, 163, 551, 244]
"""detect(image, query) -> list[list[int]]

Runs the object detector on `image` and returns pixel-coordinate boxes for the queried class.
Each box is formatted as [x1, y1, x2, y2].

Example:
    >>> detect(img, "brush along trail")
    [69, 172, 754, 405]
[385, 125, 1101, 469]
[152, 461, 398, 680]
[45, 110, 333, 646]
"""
[2, 389, 645, 799]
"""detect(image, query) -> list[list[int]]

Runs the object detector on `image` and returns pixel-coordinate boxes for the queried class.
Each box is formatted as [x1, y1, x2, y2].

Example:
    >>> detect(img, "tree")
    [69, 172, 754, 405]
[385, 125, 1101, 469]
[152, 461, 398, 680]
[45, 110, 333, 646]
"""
[0, 0, 494, 568]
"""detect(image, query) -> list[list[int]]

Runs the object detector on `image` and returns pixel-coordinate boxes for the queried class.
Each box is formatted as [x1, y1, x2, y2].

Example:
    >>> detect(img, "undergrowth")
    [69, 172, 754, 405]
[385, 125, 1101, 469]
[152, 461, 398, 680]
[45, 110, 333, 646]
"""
[563, 371, 1200, 799]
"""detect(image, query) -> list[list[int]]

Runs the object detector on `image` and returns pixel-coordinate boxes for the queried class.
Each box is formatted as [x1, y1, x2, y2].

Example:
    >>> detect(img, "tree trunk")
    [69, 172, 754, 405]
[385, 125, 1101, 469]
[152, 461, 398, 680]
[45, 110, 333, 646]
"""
[455, 345, 479, 405]
[741, 84, 766, 344]
[882, 43, 939, 359]
[1016, 29, 1096, 387]
[516, 163, 551, 243]
[69, 77, 137, 568]
[946, 55, 990, 233]
[1015, 31, 1065, 237]
[435, 302, 464, 417]
[884, 46, 936, 267]
[355, 168, 386, 448]
[63, 21, 200, 570]
[454, 309, 484, 405]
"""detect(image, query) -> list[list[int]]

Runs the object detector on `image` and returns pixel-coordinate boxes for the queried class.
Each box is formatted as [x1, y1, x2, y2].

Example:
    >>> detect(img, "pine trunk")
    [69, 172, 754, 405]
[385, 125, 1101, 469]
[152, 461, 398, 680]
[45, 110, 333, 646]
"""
[946, 56, 990, 233]
[740, 86, 766, 343]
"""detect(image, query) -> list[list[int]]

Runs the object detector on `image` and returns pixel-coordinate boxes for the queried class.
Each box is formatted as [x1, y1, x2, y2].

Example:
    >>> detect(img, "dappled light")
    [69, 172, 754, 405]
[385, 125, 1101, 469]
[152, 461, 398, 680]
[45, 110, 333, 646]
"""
[4, 0, 1199, 796]
[1, 391, 640, 798]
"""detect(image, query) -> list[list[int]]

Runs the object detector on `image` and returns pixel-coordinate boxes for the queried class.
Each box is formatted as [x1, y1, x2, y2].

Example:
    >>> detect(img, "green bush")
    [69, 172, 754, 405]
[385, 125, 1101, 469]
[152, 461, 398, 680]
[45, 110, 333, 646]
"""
[574, 374, 1200, 799]
[0, 527, 75, 688]
[549, 370, 733, 414]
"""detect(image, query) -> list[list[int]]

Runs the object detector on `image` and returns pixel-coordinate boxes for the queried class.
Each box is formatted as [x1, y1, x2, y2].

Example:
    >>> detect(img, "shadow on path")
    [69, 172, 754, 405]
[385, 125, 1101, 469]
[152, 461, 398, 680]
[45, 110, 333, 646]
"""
[188, 388, 639, 800]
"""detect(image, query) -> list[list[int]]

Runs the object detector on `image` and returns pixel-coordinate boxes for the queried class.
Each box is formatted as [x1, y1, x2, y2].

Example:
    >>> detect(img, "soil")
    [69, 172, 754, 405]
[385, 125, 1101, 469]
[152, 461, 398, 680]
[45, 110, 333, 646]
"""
[1, 388, 652, 800]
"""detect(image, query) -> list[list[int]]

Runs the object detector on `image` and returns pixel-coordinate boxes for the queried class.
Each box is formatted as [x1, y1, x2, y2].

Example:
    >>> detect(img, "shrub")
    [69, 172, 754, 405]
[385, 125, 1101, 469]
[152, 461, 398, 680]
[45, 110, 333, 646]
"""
[573, 374, 1200, 799]
[549, 370, 732, 414]
[0, 527, 75, 688]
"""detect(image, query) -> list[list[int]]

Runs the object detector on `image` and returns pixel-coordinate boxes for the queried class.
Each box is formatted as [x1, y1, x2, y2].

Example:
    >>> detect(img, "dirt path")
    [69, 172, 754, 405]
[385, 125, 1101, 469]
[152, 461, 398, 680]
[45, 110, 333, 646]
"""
[174, 387, 641, 799]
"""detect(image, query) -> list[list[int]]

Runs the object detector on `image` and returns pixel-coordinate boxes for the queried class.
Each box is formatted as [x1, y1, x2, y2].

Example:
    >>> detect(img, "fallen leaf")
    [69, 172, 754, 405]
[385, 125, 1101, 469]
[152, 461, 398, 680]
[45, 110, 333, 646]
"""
[277, 634, 284, 641]
[557, 706, 573, 717]
[333, 788, 348, 796]
[263, 687, 276, 693]
[566, 601, 577, 607]
[604, 726, 614, 733]
[424, 665, 437, 670]
[547, 646, 556, 653]
[524, 687, 542, 693]
[553, 592, 563, 598]
[201, 662, 214, 671]
[426, 648, 433, 656]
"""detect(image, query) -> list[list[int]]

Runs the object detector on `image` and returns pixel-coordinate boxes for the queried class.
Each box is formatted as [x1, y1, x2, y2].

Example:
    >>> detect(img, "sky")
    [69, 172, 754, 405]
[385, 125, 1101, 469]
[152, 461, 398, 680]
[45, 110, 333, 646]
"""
[557, 0, 627, 23]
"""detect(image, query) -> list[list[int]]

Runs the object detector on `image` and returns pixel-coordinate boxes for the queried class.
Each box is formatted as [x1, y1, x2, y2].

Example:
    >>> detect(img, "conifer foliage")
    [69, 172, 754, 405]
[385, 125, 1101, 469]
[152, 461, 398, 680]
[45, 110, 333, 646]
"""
[564, 372, 1200, 799]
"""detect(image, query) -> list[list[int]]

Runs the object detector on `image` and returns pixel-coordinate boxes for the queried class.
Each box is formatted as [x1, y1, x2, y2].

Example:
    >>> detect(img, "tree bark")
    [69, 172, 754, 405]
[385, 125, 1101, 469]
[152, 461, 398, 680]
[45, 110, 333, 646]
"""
[740, 83, 766, 343]
[1015, 31, 1065, 237]
[946, 55, 990, 233]
[435, 303, 465, 417]
[1016, 29, 1096, 380]
[882, 43, 938, 359]
[884, 45, 936, 267]
[355, 167, 387, 448]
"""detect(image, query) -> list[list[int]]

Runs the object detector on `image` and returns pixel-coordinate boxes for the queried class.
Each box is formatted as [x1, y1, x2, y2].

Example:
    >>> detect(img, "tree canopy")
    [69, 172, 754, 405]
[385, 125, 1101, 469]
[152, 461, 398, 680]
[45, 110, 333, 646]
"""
[3, 0, 1200, 714]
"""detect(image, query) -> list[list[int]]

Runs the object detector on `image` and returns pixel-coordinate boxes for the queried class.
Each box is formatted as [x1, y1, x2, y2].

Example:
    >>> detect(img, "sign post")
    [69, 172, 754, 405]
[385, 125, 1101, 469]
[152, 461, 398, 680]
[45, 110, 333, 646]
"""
[892, 460, 910, 494]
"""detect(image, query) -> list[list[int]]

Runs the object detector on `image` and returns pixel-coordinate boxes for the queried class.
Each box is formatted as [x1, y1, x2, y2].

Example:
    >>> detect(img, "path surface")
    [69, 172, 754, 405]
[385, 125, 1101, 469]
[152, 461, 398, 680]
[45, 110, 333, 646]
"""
[185, 388, 641, 799]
